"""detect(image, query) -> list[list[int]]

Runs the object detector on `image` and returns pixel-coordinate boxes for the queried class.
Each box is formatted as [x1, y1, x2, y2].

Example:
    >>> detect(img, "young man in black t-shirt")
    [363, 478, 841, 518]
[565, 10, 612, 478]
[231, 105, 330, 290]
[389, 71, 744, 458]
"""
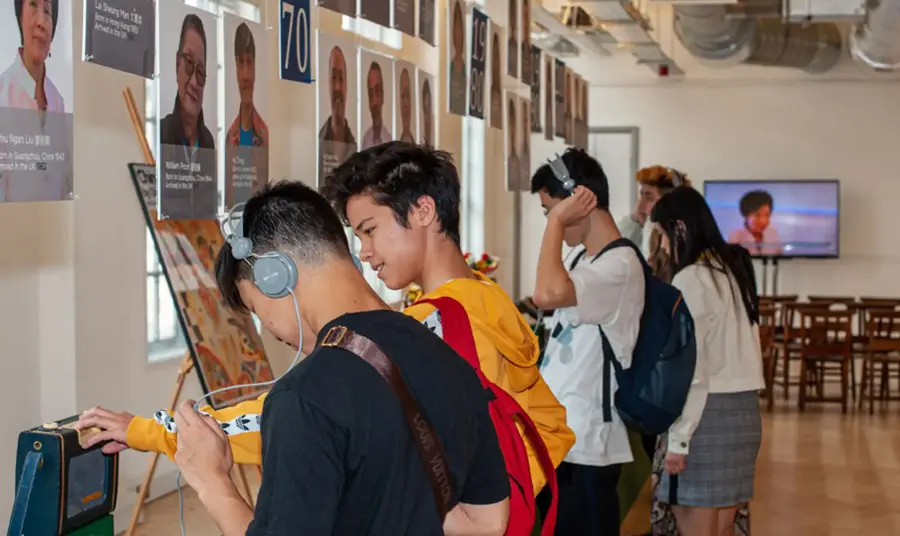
[171, 181, 510, 536]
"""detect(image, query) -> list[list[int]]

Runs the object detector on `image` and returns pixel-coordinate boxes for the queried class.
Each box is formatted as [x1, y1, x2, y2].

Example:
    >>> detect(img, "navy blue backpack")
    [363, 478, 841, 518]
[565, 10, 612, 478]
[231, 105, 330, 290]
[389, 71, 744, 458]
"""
[574, 238, 697, 436]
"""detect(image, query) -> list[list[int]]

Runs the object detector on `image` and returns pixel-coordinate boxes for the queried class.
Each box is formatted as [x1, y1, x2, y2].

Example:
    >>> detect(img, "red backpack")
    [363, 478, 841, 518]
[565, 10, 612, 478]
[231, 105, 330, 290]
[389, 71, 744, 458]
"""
[417, 297, 558, 536]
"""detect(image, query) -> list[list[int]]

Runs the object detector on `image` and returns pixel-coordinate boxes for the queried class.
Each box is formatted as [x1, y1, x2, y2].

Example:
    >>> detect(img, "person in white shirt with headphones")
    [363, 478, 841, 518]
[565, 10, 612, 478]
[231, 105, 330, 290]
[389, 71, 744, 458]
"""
[618, 166, 692, 253]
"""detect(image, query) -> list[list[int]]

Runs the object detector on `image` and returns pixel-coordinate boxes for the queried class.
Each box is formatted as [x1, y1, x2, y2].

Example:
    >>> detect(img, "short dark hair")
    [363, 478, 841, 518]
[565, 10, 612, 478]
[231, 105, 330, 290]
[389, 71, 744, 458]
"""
[216, 181, 351, 312]
[739, 190, 773, 217]
[234, 22, 255, 58]
[320, 142, 462, 247]
[15, 0, 59, 44]
[178, 14, 207, 62]
[530, 147, 610, 210]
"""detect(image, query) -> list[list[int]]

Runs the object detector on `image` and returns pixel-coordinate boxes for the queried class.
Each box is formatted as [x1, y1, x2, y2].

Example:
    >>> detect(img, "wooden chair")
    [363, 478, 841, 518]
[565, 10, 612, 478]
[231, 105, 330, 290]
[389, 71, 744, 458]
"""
[759, 303, 777, 411]
[796, 306, 854, 413]
[858, 309, 900, 414]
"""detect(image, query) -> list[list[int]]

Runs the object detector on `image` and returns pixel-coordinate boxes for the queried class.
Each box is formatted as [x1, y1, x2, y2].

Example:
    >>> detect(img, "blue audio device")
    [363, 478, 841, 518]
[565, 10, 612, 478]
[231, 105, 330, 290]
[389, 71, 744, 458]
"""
[7, 415, 118, 536]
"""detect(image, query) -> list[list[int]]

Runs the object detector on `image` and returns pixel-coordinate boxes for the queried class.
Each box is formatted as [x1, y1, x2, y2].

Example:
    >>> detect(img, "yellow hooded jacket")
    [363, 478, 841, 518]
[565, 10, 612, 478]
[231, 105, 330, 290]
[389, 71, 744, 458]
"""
[126, 272, 574, 494]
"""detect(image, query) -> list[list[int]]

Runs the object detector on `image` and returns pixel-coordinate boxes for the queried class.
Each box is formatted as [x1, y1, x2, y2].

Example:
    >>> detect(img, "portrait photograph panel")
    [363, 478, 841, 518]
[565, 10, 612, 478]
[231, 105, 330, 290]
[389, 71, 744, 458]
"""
[395, 60, 417, 143]
[447, 0, 467, 117]
[359, 50, 393, 149]
[418, 0, 435, 46]
[316, 31, 358, 185]
[488, 23, 503, 130]
[543, 53, 553, 140]
[156, 1, 219, 220]
[520, 95, 530, 190]
[394, 0, 415, 36]
[530, 45, 540, 133]
[360, 0, 390, 29]
[554, 58, 564, 138]
[417, 68, 435, 145]
[505, 91, 519, 192]
[507, 0, 518, 79]
[0, 0, 75, 203]
[83, 0, 156, 79]
[319, 0, 355, 18]
[223, 14, 269, 208]
[520, 0, 531, 83]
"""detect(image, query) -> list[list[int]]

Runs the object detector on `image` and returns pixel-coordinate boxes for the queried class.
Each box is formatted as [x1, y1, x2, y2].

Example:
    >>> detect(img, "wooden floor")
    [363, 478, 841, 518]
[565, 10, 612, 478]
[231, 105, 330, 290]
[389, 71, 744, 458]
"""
[134, 403, 900, 535]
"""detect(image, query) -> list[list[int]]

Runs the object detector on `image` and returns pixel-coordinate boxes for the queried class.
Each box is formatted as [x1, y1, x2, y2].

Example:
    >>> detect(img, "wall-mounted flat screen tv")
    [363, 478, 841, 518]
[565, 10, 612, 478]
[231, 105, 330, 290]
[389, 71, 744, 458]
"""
[703, 180, 840, 259]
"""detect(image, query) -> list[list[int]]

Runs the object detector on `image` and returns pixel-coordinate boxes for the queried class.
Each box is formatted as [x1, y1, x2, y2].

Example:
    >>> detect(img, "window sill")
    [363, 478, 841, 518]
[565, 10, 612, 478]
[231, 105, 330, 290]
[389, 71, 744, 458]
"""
[148, 346, 188, 364]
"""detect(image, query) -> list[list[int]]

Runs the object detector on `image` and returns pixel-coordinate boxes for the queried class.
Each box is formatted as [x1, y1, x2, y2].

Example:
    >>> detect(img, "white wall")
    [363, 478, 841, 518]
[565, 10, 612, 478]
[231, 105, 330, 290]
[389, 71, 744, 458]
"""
[584, 80, 900, 298]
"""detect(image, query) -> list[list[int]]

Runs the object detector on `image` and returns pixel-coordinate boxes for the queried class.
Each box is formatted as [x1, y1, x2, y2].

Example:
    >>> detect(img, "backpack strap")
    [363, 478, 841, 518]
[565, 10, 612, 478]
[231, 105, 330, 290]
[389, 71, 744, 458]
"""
[598, 327, 615, 424]
[321, 325, 454, 522]
[416, 297, 484, 379]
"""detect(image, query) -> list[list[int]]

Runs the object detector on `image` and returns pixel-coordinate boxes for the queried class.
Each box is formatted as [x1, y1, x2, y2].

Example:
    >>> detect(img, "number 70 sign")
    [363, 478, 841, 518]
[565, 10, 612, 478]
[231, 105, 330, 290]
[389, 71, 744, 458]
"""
[280, 0, 313, 83]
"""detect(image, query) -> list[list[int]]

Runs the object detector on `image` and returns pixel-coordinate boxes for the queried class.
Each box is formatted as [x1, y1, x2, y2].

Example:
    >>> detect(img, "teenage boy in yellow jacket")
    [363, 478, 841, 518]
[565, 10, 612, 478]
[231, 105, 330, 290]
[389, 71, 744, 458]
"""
[79, 142, 573, 494]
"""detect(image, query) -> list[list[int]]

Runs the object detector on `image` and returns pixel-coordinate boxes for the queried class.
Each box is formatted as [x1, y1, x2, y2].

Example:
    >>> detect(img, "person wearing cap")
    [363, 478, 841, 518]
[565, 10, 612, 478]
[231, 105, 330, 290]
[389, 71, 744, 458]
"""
[619, 166, 691, 253]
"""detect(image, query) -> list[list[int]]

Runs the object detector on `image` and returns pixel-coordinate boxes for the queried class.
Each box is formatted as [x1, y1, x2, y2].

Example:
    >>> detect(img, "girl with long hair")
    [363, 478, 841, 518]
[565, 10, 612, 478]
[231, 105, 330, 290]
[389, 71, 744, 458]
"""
[649, 187, 765, 536]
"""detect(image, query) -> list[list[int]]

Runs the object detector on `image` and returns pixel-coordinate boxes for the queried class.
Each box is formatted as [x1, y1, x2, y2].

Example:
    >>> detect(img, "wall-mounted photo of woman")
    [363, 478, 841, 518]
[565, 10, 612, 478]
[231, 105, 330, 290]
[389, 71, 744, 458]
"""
[156, 6, 219, 219]
[507, 0, 518, 78]
[0, 0, 74, 203]
[447, 0, 466, 116]
[489, 27, 502, 129]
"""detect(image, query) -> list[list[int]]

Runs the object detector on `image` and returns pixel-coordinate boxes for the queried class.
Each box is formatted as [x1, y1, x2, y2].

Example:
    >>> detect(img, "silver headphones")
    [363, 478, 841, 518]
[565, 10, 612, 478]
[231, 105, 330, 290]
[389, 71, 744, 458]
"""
[669, 168, 686, 188]
[220, 203, 365, 299]
[547, 153, 575, 194]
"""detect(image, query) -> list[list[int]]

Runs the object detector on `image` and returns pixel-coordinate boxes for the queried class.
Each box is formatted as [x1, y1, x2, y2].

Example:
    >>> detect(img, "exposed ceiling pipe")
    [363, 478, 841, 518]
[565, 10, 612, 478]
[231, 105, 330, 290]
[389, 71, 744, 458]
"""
[673, 3, 843, 73]
[850, 0, 900, 71]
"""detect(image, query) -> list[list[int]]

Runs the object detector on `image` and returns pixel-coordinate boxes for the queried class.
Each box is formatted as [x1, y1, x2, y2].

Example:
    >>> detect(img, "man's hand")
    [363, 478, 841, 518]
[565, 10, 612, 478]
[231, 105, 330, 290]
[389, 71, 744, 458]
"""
[174, 400, 234, 496]
[76, 407, 134, 454]
[665, 452, 687, 475]
[548, 186, 597, 227]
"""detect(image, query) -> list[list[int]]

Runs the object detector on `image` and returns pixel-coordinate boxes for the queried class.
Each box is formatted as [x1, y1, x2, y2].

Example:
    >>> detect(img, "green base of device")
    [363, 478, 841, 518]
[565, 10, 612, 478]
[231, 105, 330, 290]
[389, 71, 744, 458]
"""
[66, 515, 114, 536]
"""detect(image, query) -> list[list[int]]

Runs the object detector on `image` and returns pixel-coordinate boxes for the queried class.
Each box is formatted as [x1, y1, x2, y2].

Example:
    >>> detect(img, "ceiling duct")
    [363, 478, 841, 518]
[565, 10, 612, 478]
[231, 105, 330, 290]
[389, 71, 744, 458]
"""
[673, 3, 843, 73]
[850, 0, 900, 71]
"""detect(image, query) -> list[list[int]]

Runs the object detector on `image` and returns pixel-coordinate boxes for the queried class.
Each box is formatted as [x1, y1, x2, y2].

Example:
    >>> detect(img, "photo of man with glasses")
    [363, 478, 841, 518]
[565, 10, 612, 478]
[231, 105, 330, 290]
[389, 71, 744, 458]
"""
[160, 14, 214, 149]
[157, 8, 218, 219]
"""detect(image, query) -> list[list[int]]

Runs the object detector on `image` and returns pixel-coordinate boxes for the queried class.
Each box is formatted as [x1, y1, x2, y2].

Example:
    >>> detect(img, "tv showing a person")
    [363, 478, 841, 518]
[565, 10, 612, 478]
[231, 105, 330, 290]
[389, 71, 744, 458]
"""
[506, 97, 519, 191]
[396, 65, 415, 143]
[156, 5, 218, 219]
[706, 180, 840, 258]
[420, 72, 433, 145]
[447, 0, 466, 116]
[489, 29, 502, 129]
[317, 35, 358, 181]
[0, 0, 74, 202]
[361, 57, 392, 149]
[224, 17, 268, 207]
[507, 0, 517, 78]
[727, 190, 783, 256]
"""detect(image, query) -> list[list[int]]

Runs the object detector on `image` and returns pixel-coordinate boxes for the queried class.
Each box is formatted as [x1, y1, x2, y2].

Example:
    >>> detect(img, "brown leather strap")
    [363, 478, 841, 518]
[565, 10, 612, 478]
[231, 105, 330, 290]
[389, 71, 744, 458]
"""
[321, 325, 454, 521]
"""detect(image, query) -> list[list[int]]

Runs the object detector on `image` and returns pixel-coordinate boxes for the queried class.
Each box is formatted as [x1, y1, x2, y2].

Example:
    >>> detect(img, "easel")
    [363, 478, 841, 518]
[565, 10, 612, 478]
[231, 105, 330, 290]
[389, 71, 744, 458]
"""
[122, 87, 261, 535]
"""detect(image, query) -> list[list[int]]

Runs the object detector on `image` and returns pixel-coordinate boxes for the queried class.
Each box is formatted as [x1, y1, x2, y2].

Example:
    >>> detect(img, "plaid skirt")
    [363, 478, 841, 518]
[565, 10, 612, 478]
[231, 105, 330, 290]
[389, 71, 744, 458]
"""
[656, 391, 762, 507]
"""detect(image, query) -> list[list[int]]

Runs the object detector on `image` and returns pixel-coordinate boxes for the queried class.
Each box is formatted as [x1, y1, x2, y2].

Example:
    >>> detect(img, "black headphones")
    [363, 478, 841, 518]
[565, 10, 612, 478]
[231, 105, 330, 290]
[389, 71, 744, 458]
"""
[547, 153, 575, 194]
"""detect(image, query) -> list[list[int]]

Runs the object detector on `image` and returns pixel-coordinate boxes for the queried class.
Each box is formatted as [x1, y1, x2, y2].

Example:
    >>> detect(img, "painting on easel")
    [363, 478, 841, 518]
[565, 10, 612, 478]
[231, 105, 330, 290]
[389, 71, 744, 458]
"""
[129, 163, 273, 409]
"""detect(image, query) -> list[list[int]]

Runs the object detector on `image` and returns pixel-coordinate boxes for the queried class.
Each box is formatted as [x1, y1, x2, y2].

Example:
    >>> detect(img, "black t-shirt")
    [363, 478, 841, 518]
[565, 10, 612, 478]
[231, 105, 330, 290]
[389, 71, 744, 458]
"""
[246, 310, 510, 536]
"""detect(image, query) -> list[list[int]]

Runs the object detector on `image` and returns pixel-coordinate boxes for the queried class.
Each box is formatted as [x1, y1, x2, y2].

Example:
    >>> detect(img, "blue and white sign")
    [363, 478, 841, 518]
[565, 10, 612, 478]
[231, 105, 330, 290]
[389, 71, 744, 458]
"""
[279, 0, 313, 83]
